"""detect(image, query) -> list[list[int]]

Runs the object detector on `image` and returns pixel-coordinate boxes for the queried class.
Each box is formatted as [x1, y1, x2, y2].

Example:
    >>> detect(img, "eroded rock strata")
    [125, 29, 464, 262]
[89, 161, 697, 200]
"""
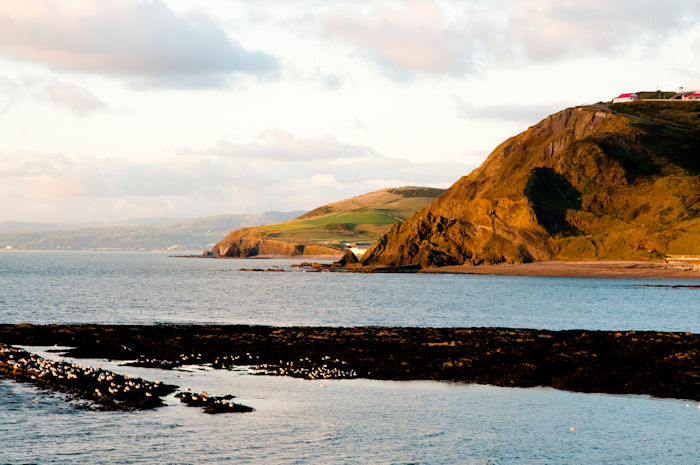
[362, 103, 700, 268]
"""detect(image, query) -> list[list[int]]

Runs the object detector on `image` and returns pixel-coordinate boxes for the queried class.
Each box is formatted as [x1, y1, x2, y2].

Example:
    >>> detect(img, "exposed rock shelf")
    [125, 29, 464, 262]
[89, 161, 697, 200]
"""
[0, 324, 697, 401]
[0, 344, 176, 410]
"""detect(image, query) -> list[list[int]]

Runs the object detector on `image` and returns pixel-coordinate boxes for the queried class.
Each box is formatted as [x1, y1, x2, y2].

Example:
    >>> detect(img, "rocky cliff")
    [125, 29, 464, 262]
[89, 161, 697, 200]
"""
[209, 228, 339, 257]
[210, 186, 444, 257]
[362, 102, 700, 268]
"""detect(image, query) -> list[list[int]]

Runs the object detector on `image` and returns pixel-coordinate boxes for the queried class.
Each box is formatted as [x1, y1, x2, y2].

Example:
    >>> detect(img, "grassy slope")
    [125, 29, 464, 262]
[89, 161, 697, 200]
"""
[260, 187, 444, 246]
[211, 187, 444, 256]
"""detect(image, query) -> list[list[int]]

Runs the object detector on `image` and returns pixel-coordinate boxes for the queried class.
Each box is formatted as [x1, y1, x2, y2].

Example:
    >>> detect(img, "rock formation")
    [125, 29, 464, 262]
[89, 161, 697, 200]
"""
[363, 102, 700, 268]
[210, 186, 444, 258]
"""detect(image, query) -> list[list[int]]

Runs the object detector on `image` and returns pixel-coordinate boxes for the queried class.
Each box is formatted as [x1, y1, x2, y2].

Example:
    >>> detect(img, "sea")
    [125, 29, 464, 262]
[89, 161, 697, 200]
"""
[1, 251, 699, 464]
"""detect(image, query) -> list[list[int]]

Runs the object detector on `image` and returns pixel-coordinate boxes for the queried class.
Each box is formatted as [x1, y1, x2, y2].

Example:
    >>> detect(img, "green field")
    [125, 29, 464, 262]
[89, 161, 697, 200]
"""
[213, 186, 445, 253]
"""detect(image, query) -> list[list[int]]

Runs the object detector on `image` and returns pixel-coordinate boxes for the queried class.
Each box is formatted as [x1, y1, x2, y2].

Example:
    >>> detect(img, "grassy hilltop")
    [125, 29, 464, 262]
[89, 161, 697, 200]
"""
[210, 187, 444, 257]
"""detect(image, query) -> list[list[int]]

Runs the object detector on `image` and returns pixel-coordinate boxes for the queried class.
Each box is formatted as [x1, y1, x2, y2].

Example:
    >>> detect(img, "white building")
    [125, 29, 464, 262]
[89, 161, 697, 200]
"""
[612, 93, 638, 103]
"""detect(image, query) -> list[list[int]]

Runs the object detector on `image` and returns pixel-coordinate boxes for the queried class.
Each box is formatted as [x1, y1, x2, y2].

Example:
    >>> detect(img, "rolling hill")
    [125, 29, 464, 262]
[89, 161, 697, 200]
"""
[0, 212, 303, 252]
[209, 187, 445, 257]
[362, 101, 700, 268]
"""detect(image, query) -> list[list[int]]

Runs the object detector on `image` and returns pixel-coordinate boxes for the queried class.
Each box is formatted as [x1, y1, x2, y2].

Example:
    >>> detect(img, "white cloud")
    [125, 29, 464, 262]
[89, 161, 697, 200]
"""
[0, 131, 472, 222]
[0, 0, 278, 87]
[0, 76, 20, 114]
[455, 97, 564, 123]
[321, 0, 490, 76]
[196, 129, 377, 162]
[45, 80, 106, 115]
[505, 0, 695, 61]
[323, 1, 452, 73]
[320, 0, 699, 76]
[0, 75, 107, 116]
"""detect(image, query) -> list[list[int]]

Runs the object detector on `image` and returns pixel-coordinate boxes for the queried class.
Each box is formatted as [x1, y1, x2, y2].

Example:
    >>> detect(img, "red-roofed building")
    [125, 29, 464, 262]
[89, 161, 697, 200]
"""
[681, 92, 700, 101]
[612, 93, 638, 103]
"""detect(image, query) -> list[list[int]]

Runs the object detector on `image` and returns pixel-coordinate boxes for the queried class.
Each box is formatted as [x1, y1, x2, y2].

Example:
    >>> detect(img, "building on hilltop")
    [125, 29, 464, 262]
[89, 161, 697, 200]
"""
[612, 93, 638, 103]
[681, 92, 700, 101]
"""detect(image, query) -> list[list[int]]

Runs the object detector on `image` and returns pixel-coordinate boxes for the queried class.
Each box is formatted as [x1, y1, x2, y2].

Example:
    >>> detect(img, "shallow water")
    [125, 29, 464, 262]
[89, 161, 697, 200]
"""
[2, 349, 699, 465]
[0, 252, 698, 331]
[1, 252, 699, 464]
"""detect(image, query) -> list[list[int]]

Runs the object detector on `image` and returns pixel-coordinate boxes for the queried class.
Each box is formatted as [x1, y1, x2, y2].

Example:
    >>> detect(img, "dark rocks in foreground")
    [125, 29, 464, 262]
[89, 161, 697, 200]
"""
[0, 324, 698, 401]
[176, 391, 254, 414]
[0, 343, 176, 410]
[0, 343, 254, 414]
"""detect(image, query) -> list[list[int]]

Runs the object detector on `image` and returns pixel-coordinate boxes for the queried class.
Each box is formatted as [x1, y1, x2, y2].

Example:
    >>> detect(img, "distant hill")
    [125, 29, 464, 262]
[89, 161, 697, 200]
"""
[210, 187, 445, 257]
[0, 212, 303, 251]
[362, 101, 700, 268]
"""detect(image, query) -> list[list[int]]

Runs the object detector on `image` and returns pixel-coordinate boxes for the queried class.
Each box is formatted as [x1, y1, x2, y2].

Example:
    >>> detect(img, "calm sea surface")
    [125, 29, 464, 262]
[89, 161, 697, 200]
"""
[1, 252, 699, 464]
[1, 252, 698, 330]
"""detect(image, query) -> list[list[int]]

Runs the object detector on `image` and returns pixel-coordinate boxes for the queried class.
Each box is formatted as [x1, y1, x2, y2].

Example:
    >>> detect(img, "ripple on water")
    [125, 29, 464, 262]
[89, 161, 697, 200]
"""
[0, 252, 699, 331]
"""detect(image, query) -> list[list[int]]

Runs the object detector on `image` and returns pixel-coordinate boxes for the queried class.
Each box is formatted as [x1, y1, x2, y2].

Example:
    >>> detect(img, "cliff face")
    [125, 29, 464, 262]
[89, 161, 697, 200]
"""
[363, 103, 700, 268]
[210, 228, 339, 257]
[209, 186, 444, 257]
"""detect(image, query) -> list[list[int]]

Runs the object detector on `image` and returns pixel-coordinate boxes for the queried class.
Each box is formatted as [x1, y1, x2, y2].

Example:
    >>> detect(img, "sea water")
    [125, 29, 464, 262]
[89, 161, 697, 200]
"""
[0, 252, 698, 331]
[1, 252, 699, 464]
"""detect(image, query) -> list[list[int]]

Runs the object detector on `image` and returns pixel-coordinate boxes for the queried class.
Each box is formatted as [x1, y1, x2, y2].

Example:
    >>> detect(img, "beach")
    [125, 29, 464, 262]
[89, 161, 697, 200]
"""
[424, 260, 700, 280]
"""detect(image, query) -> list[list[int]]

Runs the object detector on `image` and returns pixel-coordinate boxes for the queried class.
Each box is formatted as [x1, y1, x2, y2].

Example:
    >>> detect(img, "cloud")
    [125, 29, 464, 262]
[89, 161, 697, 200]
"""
[322, 0, 450, 72]
[455, 97, 563, 123]
[322, 74, 342, 90]
[321, 0, 484, 75]
[0, 0, 278, 87]
[196, 129, 377, 162]
[0, 132, 472, 222]
[45, 80, 106, 115]
[0, 75, 107, 116]
[505, 0, 696, 61]
[320, 0, 699, 76]
[0, 76, 20, 114]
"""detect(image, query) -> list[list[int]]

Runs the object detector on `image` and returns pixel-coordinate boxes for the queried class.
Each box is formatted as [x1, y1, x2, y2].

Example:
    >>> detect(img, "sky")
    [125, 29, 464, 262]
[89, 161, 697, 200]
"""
[1, 0, 699, 223]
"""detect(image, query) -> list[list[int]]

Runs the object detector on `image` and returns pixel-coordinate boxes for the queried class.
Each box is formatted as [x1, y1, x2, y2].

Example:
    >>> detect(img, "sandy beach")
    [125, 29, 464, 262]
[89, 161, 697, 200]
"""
[423, 260, 700, 280]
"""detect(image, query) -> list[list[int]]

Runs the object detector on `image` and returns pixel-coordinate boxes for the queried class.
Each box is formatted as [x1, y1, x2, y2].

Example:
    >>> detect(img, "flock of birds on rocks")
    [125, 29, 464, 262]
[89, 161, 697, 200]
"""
[176, 389, 254, 413]
[1, 343, 360, 414]
[254, 355, 358, 379]
[131, 352, 359, 380]
[0, 344, 175, 410]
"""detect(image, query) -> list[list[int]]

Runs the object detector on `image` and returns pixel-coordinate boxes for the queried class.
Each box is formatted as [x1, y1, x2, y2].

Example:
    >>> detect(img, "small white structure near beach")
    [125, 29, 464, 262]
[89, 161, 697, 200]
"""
[612, 93, 638, 103]
[346, 243, 371, 258]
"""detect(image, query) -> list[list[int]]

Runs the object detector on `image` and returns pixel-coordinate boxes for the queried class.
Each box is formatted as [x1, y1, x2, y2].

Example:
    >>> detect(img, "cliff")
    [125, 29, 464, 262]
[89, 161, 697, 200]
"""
[210, 186, 444, 257]
[362, 102, 700, 268]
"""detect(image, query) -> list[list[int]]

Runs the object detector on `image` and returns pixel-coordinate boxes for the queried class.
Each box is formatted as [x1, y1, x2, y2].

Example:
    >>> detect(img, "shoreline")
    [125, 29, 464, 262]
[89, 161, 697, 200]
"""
[172, 253, 343, 260]
[423, 260, 700, 280]
[1, 324, 697, 402]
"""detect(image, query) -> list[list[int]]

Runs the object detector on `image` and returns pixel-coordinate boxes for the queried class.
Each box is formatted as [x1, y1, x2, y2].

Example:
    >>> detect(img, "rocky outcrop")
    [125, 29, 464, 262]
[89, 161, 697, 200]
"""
[337, 249, 360, 266]
[209, 228, 339, 257]
[209, 186, 444, 258]
[363, 103, 700, 268]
